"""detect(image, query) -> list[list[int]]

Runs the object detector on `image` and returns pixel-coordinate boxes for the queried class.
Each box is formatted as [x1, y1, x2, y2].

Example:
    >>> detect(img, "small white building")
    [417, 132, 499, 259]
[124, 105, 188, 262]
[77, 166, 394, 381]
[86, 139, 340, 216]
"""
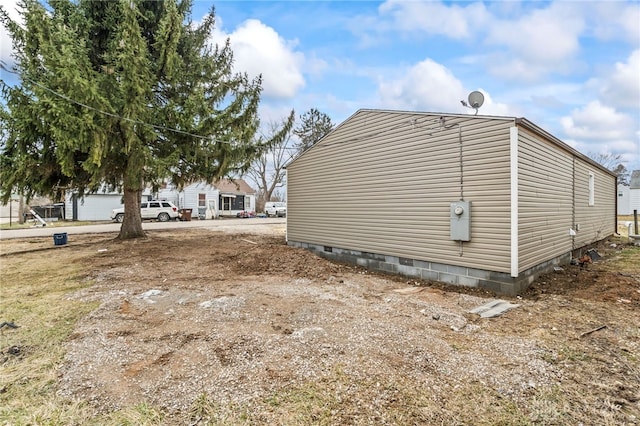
[630, 170, 640, 215]
[618, 171, 640, 216]
[65, 190, 123, 221]
[618, 184, 631, 215]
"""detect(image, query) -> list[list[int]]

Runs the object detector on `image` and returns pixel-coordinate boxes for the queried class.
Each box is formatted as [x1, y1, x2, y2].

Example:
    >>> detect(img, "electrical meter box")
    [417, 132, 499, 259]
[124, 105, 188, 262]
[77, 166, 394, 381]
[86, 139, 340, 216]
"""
[450, 201, 471, 241]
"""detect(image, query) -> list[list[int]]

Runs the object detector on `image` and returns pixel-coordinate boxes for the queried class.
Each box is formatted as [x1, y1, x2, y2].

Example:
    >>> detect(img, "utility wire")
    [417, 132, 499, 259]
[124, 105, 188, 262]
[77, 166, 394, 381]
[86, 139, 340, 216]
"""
[0, 62, 237, 143]
[317, 115, 444, 149]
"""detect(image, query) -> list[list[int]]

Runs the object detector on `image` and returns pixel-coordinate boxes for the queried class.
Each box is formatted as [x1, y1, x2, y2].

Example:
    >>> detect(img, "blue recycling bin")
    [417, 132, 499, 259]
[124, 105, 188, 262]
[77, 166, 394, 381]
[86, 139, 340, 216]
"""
[53, 232, 68, 246]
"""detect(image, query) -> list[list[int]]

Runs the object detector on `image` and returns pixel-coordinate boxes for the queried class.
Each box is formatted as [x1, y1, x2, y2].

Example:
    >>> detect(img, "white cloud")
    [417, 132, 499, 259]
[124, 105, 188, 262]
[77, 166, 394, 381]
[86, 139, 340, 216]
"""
[377, 59, 466, 112]
[378, 0, 490, 39]
[0, 0, 22, 68]
[483, 3, 584, 81]
[375, 58, 510, 116]
[599, 50, 640, 109]
[486, 3, 583, 64]
[589, 2, 640, 44]
[372, 1, 589, 82]
[561, 101, 635, 140]
[560, 101, 639, 164]
[211, 19, 305, 99]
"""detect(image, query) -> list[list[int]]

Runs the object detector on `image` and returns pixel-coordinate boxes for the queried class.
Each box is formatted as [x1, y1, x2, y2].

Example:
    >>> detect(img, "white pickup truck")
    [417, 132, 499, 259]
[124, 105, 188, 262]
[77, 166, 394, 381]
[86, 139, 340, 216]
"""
[264, 202, 286, 217]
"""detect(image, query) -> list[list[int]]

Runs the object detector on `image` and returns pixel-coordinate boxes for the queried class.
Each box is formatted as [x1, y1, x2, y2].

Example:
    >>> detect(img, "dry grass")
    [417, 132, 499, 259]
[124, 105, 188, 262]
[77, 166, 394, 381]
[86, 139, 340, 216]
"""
[0, 246, 162, 425]
[179, 371, 535, 425]
[0, 234, 638, 425]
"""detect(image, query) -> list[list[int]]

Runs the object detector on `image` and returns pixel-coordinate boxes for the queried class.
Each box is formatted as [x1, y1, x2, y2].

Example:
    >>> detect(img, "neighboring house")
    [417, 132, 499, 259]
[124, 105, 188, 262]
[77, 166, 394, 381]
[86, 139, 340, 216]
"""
[157, 182, 218, 219]
[65, 179, 256, 221]
[630, 170, 640, 215]
[617, 171, 640, 215]
[157, 179, 256, 219]
[286, 109, 617, 295]
[618, 184, 631, 215]
[213, 179, 256, 217]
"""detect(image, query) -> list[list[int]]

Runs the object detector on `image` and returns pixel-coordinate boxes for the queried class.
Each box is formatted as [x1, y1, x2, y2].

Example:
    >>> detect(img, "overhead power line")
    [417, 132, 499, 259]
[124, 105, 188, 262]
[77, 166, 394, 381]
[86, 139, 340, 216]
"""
[0, 62, 234, 143]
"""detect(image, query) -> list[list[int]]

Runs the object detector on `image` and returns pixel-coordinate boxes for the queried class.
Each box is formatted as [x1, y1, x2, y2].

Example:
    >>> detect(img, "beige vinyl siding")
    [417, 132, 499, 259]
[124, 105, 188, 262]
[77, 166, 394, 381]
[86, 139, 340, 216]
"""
[517, 127, 574, 272]
[287, 110, 514, 273]
[573, 160, 616, 247]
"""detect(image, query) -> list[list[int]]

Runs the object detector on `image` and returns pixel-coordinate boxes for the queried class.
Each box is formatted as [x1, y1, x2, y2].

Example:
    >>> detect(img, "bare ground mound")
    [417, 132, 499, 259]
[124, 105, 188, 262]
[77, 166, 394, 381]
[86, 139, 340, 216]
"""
[4, 228, 639, 424]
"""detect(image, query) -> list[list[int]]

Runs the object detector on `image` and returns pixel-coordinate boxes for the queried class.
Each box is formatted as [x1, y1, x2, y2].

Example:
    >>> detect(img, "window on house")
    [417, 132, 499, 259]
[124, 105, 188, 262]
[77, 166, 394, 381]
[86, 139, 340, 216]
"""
[219, 195, 245, 211]
[231, 195, 244, 210]
[588, 172, 595, 206]
[198, 193, 206, 208]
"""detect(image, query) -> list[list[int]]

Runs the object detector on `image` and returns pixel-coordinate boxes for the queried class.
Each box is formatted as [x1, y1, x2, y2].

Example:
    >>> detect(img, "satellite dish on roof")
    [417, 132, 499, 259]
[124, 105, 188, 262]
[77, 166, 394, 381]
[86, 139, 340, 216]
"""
[468, 91, 484, 109]
[460, 90, 485, 115]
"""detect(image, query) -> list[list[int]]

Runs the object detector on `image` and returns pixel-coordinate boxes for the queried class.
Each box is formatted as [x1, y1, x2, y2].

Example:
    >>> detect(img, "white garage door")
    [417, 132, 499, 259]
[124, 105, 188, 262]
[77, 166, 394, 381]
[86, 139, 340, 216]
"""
[76, 195, 123, 221]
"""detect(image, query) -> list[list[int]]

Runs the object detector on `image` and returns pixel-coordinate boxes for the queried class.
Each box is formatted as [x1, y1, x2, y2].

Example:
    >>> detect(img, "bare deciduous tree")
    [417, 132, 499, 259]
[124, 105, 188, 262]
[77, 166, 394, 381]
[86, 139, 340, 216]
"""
[589, 152, 630, 185]
[247, 112, 295, 212]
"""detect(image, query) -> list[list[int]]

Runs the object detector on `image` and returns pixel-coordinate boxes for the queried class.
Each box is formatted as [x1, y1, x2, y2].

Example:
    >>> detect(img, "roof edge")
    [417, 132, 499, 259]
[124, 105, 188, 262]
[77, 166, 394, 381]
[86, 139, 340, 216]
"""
[287, 109, 617, 179]
[515, 117, 616, 177]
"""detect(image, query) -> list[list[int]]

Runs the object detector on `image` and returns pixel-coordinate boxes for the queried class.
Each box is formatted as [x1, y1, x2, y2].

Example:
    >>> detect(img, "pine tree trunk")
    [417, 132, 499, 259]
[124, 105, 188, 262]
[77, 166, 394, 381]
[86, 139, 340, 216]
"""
[117, 187, 145, 239]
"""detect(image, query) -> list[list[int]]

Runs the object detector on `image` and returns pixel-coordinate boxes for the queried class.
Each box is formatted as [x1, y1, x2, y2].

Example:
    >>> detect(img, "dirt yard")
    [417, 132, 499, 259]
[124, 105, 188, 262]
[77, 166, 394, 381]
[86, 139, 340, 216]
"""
[1, 224, 639, 424]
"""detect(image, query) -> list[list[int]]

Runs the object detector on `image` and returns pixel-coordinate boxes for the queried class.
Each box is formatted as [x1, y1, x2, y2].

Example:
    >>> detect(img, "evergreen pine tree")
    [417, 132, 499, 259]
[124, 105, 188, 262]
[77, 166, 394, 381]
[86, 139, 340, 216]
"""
[1, 0, 266, 239]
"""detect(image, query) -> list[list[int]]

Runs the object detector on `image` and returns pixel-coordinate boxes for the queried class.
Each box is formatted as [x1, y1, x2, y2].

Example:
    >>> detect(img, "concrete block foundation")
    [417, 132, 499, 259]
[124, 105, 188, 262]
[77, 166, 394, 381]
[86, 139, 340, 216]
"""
[288, 240, 572, 296]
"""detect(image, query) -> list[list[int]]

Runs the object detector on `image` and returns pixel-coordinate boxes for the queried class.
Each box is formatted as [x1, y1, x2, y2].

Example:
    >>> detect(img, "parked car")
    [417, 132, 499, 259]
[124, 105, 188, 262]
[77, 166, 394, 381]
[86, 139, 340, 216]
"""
[110, 200, 181, 223]
[265, 202, 286, 217]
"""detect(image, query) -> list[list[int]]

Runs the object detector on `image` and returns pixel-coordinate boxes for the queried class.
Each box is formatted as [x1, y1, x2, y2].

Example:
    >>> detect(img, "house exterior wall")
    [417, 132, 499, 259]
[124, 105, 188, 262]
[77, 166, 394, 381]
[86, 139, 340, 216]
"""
[618, 185, 631, 215]
[64, 193, 123, 221]
[158, 183, 219, 219]
[287, 109, 617, 295]
[218, 194, 255, 216]
[630, 170, 640, 214]
[573, 160, 616, 248]
[287, 110, 514, 274]
[516, 127, 574, 272]
[615, 172, 640, 216]
[631, 189, 640, 215]
[512, 125, 615, 273]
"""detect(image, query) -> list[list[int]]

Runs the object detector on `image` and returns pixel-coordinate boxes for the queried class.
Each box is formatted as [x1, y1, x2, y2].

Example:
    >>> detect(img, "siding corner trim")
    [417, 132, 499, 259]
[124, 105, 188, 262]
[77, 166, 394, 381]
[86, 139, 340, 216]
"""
[510, 126, 519, 277]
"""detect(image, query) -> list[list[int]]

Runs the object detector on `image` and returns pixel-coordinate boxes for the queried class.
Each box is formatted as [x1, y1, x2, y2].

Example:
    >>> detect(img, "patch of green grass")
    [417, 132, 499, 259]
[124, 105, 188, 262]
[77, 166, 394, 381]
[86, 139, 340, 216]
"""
[612, 245, 640, 272]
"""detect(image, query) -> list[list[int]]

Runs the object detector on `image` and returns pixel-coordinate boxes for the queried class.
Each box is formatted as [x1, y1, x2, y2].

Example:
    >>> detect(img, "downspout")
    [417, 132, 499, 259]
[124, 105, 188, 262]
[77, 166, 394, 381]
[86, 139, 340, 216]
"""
[572, 157, 576, 258]
[457, 124, 464, 201]
[614, 175, 619, 235]
[457, 123, 464, 256]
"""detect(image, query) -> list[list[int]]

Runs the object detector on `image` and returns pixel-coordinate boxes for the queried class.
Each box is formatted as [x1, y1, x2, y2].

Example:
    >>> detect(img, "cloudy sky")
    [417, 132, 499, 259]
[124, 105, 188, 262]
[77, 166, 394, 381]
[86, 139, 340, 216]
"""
[1, 0, 639, 172]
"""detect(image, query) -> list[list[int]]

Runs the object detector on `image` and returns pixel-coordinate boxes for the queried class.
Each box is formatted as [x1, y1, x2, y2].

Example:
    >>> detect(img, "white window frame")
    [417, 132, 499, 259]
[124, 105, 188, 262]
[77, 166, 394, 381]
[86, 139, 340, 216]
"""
[588, 172, 595, 206]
